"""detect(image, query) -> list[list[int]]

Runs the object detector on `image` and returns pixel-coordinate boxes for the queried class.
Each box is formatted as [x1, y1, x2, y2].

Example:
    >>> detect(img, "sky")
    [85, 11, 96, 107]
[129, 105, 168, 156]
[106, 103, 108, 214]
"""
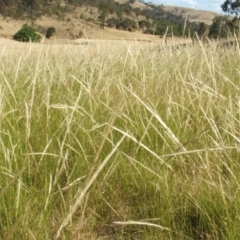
[151, 0, 224, 13]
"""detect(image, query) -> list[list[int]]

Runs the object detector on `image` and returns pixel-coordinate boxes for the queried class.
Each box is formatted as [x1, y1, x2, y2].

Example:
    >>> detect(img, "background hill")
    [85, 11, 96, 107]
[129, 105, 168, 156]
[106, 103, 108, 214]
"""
[115, 0, 220, 25]
[0, 0, 231, 41]
[163, 5, 220, 25]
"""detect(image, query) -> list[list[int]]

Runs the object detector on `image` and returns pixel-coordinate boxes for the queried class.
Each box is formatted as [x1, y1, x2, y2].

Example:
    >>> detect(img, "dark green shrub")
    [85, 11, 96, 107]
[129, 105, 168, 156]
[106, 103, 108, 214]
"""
[106, 18, 120, 28]
[116, 18, 137, 31]
[144, 28, 154, 34]
[138, 20, 151, 29]
[13, 24, 41, 42]
[45, 27, 56, 39]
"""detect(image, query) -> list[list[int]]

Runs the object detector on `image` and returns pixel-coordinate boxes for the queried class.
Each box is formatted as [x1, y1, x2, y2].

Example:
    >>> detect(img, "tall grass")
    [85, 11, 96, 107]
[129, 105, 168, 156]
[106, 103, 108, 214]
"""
[0, 39, 239, 239]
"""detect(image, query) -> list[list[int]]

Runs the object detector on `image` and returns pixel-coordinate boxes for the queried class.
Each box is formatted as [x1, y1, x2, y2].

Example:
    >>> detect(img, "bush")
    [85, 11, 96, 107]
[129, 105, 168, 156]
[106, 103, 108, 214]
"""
[106, 18, 120, 28]
[13, 24, 41, 42]
[138, 20, 151, 29]
[116, 18, 137, 31]
[45, 27, 56, 39]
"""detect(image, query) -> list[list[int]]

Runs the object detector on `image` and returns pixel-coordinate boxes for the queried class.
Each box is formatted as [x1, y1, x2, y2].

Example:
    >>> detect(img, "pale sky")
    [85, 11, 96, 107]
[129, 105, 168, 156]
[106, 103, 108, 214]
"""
[151, 0, 224, 13]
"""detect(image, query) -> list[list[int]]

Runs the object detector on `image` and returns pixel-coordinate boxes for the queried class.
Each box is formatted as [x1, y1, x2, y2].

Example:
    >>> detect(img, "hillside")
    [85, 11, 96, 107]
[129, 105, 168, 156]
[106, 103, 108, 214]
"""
[116, 0, 220, 25]
[164, 5, 220, 25]
[0, 8, 163, 41]
[0, 15, 163, 42]
[0, 0, 228, 41]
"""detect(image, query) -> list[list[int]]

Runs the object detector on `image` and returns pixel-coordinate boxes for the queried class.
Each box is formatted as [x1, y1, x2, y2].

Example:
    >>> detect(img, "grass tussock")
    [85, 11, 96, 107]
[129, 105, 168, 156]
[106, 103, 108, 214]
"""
[0, 39, 240, 239]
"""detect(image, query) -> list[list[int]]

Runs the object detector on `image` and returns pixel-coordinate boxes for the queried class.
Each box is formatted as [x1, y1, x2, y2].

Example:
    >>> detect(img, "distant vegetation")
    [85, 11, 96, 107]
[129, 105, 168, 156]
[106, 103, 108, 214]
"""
[13, 24, 41, 42]
[1, 0, 240, 39]
[45, 26, 56, 39]
[222, 0, 240, 16]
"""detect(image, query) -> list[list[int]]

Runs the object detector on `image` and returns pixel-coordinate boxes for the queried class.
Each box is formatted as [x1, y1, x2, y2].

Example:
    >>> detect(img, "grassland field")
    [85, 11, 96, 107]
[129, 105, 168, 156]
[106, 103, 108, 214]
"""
[0, 37, 240, 240]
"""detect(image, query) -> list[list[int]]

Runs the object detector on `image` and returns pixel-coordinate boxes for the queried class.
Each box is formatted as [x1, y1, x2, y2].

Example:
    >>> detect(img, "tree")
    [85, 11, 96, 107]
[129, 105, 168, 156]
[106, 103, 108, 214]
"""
[209, 17, 229, 38]
[138, 20, 150, 29]
[98, 11, 108, 29]
[116, 18, 137, 31]
[13, 24, 41, 42]
[198, 23, 209, 36]
[45, 27, 56, 39]
[106, 18, 120, 28]
[221, 0, 240, 16]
